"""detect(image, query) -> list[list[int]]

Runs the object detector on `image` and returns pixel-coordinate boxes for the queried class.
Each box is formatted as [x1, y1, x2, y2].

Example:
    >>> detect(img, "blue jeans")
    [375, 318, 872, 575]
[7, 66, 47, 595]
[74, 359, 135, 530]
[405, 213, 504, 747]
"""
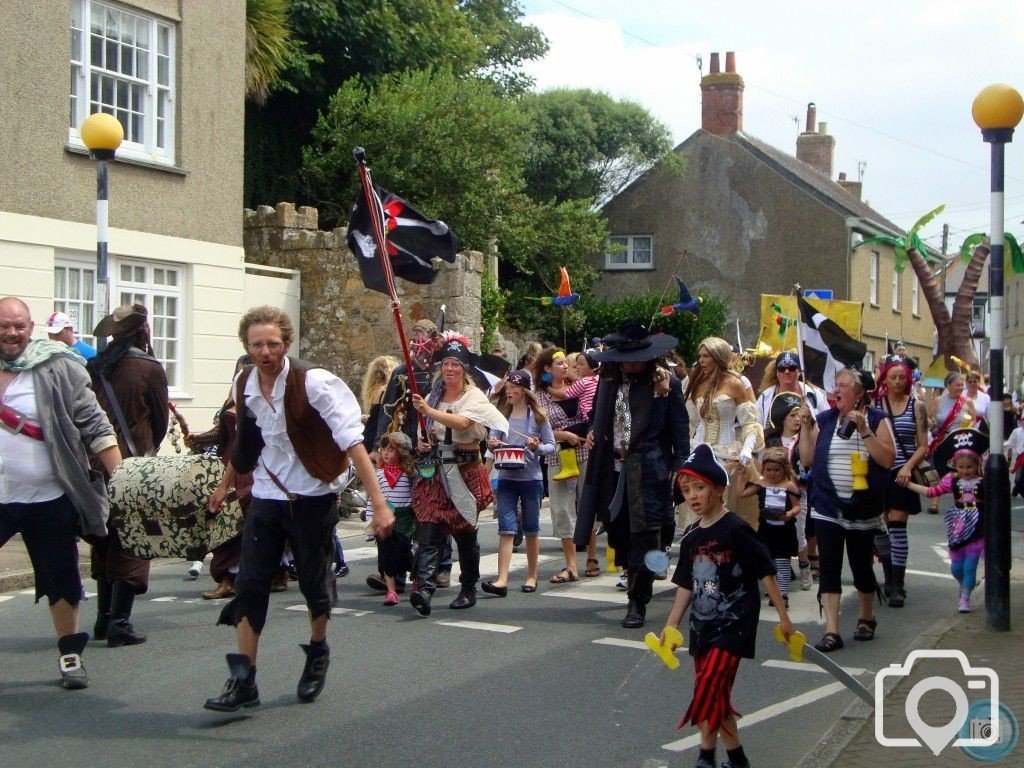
[496, 479, 543, 536]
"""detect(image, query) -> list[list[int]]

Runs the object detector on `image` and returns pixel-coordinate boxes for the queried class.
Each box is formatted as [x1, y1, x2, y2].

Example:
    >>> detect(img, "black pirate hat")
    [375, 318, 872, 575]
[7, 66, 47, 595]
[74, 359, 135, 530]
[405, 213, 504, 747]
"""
[933, 428, 990, 473]
[591, 320, 677, 364]
[768, 392, 804, 431]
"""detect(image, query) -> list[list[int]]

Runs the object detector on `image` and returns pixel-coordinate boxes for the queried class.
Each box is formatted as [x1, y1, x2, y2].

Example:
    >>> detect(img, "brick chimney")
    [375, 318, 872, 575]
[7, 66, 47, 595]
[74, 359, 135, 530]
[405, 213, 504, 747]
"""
[837, 171, 863, 200]
[795, 102, 835, 178]
[701, 51, 744, 135]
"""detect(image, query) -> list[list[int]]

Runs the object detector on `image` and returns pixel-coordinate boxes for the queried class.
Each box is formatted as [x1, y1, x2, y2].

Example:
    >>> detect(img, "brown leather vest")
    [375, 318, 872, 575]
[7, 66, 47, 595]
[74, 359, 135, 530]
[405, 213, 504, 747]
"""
[232, 359, 348, 485]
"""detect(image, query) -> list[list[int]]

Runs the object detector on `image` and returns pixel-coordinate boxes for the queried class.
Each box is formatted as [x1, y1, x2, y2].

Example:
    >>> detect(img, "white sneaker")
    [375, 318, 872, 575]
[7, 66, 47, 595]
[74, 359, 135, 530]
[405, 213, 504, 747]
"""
[799, 566, 812, 591]
[364, 533, 376, 542]
[187, 560, 203, 579]
[615, 572, 628, 590]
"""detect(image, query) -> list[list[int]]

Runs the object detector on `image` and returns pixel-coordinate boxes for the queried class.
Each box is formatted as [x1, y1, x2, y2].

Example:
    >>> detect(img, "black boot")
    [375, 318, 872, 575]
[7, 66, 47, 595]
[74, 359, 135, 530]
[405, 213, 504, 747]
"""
[621, 599, 646, 628]
[204, 653, 259, 712]
[296, 642, 330, 702]
[889, 565, 906, 608]
[449, 532, 479, 609]
[410, 523, 443, 616]
[57, 632, 90, 690]
[622, 567, 652, 628]
[107, 580, 146, 647]
[879, 555, 894, 602]
[93, 578, 112, 642]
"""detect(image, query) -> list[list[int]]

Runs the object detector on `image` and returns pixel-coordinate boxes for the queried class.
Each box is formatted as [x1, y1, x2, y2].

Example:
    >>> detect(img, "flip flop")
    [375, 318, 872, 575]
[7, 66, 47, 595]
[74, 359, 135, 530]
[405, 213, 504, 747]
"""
[549, 567, 579, 584]
[584, 559, 601, 578]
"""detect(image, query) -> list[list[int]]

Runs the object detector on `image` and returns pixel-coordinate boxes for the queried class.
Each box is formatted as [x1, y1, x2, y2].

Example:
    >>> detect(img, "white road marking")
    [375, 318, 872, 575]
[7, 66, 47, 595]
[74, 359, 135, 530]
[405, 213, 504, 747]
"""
[151, 596, 177, 602]
[0, 596, 13, 604]
[436, 620, 521, 633]
[931, 544, 952, 564]
[661, 682, 846, 752]
[906, 568, 953, 580]
[285, 604, 373, 617]
[543, 574, 673, 604]
[592, 637, 660, 651]
[19, 590, 34, 595]
[762, 659, 867, 676]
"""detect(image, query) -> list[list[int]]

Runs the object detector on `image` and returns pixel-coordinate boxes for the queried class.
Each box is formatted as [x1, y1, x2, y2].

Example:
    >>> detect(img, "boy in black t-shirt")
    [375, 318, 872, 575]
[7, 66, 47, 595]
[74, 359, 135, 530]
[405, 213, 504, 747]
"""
[661, 444, 795, 768]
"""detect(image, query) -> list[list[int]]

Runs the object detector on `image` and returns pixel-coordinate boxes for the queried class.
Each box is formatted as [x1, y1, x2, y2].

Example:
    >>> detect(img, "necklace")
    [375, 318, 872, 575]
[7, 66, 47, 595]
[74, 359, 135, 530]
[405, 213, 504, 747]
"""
[699, 508, 728, 528]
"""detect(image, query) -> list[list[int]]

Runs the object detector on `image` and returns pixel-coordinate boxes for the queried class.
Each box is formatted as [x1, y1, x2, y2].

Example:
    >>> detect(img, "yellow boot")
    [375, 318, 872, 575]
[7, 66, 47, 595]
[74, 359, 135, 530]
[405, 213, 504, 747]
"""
[551, 445, 580, 480]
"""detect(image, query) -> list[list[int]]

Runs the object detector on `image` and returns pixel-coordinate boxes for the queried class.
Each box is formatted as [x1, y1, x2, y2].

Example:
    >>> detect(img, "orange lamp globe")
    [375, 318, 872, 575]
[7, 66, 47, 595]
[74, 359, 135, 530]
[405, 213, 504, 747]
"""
[972, 84, 1024, 131]
[80, 112, 124, 152]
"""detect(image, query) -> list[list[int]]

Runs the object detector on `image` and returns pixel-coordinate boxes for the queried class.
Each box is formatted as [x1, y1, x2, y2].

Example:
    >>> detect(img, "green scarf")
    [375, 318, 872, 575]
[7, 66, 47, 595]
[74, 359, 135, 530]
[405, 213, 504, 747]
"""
[0, 339, 85, 372]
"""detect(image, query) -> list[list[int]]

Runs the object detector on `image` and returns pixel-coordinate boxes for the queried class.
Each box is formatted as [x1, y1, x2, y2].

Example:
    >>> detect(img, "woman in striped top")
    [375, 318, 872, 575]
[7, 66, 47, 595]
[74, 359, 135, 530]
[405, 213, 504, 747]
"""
[798, 368, 895, 653]
[874, 358, 928, 608]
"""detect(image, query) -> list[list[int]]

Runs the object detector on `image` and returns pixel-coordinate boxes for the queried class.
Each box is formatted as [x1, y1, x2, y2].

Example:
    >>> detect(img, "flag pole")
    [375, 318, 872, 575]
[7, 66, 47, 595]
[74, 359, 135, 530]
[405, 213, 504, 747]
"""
[792, 282, 809, 401]
[352, 147, 427, 435]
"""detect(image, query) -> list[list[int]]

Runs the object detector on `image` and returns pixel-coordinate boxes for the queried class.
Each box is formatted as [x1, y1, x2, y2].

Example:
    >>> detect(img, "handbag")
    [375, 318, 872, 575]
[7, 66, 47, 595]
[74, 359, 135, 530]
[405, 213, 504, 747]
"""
[835, 490, 881, 522]
[945, 505, 980, 548]
[883, 396, 937, 487]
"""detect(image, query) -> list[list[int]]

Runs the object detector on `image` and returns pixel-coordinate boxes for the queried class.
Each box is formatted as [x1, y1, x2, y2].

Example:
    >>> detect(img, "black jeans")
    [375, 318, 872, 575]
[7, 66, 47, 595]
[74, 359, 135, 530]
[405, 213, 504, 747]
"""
[815, 516, 878, 595]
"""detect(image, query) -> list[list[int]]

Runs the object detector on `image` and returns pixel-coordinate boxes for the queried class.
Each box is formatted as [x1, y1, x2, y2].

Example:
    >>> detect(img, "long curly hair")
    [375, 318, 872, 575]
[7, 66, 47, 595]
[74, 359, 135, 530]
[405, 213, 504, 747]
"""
[361, 355, 398, 411]
[684, 336, 741, 420]
[530, 347, 566, 394]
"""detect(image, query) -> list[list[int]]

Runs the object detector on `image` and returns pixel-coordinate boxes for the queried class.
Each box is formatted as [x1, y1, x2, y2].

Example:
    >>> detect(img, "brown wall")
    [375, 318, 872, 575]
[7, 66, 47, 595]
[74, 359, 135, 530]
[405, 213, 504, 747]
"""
[597, 134, 850, 344]
[0, 0, 245, 246]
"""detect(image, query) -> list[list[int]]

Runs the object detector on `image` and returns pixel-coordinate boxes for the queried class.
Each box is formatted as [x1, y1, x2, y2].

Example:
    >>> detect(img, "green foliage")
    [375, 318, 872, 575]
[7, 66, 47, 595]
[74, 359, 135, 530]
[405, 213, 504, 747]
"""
[303, 68, 529, 247]
[959, 232, 1024, 274]
[521, 89, 679, 205]
[245, 0, 304, 105]
[504, 289, 729, 360]
[856, 203, 945, 272]
[480, 262, 508, 353]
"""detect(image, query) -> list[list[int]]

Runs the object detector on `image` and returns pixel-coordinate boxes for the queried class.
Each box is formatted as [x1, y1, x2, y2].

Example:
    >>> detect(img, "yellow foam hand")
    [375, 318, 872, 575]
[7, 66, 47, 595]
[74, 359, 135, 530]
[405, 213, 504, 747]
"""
[774, 624, 807, 662]
[646, 627, 684, 669]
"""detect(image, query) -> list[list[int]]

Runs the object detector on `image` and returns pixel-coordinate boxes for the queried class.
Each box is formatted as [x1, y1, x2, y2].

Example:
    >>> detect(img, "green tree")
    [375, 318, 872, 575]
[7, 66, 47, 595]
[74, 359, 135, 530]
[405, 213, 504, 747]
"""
[522, 89, 679, 205]
[244, 0, 547, 207]
[244, 0, 302, 105]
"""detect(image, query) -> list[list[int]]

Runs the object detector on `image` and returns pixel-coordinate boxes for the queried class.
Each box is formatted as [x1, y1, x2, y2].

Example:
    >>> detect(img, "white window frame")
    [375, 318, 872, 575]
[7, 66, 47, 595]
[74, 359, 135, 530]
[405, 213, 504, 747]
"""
[912, 274, 920, 316]
[54, 260, 98, 347]
[115, 259, 184, 390]
[69, 0, 176, 166]
[891, 268, 901, 312]
[605, 235, 654, 271]
[869, 251, 879, 306]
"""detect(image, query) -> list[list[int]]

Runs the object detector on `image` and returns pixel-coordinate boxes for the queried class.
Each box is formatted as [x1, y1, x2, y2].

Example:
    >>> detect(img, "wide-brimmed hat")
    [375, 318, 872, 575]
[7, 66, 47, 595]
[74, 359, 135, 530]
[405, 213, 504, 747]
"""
[94, 304, 147, 339]
[677, 443, 729, 487]
[933, 428, 989, 473]
[768, 392, 803, 431]
[591, 320, 677, 364]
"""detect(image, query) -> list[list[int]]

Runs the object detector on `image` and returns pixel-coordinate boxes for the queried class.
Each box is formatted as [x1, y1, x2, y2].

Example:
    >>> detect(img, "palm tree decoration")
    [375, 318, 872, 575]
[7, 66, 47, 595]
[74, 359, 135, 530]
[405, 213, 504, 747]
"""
[245, 0, 299, 105]
[857, 204, 946, 273]
[959, 232, 1024, 275]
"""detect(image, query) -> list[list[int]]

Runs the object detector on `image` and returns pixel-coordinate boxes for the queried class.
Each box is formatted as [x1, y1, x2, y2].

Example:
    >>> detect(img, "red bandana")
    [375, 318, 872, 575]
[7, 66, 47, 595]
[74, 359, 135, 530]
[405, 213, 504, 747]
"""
[382, 463, 402, 488]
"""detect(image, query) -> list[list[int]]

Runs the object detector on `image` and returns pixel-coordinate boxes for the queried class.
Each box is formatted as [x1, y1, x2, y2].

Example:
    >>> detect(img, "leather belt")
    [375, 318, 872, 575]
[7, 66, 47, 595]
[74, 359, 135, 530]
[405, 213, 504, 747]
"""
[0, 404, 44, 441]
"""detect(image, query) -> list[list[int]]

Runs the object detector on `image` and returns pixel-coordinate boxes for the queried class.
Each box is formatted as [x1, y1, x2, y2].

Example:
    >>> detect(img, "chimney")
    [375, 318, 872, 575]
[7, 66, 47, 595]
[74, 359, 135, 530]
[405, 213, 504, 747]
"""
[701, 50, 744, 135]
[795, 102, 835, 178]
[837, 171, 863, 200]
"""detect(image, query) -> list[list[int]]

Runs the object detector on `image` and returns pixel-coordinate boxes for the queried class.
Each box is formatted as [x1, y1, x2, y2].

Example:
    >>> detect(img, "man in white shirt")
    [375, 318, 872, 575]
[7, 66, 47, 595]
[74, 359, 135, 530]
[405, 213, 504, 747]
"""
[756, 351, 830, 427]
[204, 306, 393, 713]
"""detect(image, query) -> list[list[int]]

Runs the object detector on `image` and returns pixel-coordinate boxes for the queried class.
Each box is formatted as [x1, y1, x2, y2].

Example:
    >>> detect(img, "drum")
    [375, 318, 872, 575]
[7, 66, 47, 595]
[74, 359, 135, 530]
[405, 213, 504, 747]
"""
[493, 445, 526, 470]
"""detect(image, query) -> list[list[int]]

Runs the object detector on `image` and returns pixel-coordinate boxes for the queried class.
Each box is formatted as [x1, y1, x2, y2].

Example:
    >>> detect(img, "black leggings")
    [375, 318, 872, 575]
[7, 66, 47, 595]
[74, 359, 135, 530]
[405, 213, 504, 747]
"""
[815, 517, 878, 595]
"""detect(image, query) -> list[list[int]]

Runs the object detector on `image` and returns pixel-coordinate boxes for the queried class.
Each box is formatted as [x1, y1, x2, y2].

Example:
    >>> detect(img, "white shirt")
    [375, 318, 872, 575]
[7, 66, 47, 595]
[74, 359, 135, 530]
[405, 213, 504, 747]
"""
[241, 357, 365, 501]
[0, 373, 64, 504]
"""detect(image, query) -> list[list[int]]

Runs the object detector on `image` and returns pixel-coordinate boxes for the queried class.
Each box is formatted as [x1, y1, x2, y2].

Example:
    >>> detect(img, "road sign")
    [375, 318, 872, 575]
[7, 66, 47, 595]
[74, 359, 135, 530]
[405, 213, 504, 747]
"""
[804, 289, 833, 300]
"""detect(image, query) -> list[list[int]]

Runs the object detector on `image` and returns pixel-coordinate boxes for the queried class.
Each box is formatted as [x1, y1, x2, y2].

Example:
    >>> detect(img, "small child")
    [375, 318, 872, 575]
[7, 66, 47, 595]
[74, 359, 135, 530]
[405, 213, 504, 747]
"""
[740, 447, 800, 607]
[372, 433, 418, 606]
[898, 428, 987, 613]
[663, 444, 794, 768]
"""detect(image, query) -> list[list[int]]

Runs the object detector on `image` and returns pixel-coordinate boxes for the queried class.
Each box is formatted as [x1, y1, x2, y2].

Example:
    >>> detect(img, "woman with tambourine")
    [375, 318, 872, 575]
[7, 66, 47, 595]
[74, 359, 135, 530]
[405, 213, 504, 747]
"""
[873, 355, 929, 608]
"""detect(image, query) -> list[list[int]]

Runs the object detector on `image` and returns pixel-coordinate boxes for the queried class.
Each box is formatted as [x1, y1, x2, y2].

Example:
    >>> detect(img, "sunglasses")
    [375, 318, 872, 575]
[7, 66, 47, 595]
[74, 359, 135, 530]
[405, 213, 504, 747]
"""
[778, 365, 799, 373]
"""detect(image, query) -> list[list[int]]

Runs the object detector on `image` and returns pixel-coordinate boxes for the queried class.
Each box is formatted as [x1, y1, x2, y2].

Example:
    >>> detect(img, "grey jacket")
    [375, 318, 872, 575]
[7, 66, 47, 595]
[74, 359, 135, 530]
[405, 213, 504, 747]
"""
[32, 355, 119, 537]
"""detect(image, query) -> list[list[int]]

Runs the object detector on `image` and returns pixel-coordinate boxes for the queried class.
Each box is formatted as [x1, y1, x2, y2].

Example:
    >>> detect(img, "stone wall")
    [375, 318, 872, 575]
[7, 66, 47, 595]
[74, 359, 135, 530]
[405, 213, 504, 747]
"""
[243, 202, 483, 394]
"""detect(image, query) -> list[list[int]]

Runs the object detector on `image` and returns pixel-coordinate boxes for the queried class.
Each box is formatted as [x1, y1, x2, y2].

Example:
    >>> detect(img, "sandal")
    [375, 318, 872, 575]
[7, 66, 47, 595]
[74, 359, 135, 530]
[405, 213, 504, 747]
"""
[814, 632, 844, 653]
[549, 567, 579, 584]
[853, 618, 877, 641]
[584, 559, 601, 578]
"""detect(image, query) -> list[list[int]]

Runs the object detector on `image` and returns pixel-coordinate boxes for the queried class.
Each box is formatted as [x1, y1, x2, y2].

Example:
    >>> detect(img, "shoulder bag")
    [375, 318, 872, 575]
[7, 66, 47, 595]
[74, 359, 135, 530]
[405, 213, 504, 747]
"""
[884, 396, 938, 487]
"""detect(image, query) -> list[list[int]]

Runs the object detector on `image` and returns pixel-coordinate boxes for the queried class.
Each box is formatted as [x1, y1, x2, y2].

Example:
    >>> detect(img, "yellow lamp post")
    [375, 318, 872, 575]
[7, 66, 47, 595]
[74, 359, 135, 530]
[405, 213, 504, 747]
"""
[80, 112, 124, 349]
[972, 83, 1023, 631]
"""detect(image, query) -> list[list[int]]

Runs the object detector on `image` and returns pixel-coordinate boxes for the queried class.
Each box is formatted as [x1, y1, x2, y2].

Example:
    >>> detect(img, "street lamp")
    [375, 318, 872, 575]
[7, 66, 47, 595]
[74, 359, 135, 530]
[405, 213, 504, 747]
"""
[80, 112, 123, 350]
[972, 83, 1024, 631]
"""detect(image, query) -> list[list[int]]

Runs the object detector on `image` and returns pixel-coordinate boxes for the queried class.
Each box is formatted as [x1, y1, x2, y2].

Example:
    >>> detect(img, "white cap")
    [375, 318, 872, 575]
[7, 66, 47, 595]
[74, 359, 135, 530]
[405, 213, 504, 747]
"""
[45, 311, 75, 334]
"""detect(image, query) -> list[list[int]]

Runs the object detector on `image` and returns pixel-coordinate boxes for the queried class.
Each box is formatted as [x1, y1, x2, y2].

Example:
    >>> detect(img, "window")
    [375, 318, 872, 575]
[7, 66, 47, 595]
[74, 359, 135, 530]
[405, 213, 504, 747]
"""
[605, 235, 653, 270]
[54, 261, 97, 346]
[869, 252, 879, 305]
[912, 274, 920, 316]
[69, 0, 176, 166]
[971, 299, 986, 337]
[117, 261, 183, 386]
[891, 268, 901, 312]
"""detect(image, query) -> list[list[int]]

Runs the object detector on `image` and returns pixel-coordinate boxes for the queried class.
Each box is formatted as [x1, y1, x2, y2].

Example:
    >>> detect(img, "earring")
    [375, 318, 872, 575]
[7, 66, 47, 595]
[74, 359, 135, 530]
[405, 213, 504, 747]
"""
[540, 372, 552, 384]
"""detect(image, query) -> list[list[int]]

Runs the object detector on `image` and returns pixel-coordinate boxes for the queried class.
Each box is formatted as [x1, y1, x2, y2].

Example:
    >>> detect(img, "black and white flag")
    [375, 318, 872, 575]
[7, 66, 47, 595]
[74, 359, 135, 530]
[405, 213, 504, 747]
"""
[798, 296, 867, 392]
